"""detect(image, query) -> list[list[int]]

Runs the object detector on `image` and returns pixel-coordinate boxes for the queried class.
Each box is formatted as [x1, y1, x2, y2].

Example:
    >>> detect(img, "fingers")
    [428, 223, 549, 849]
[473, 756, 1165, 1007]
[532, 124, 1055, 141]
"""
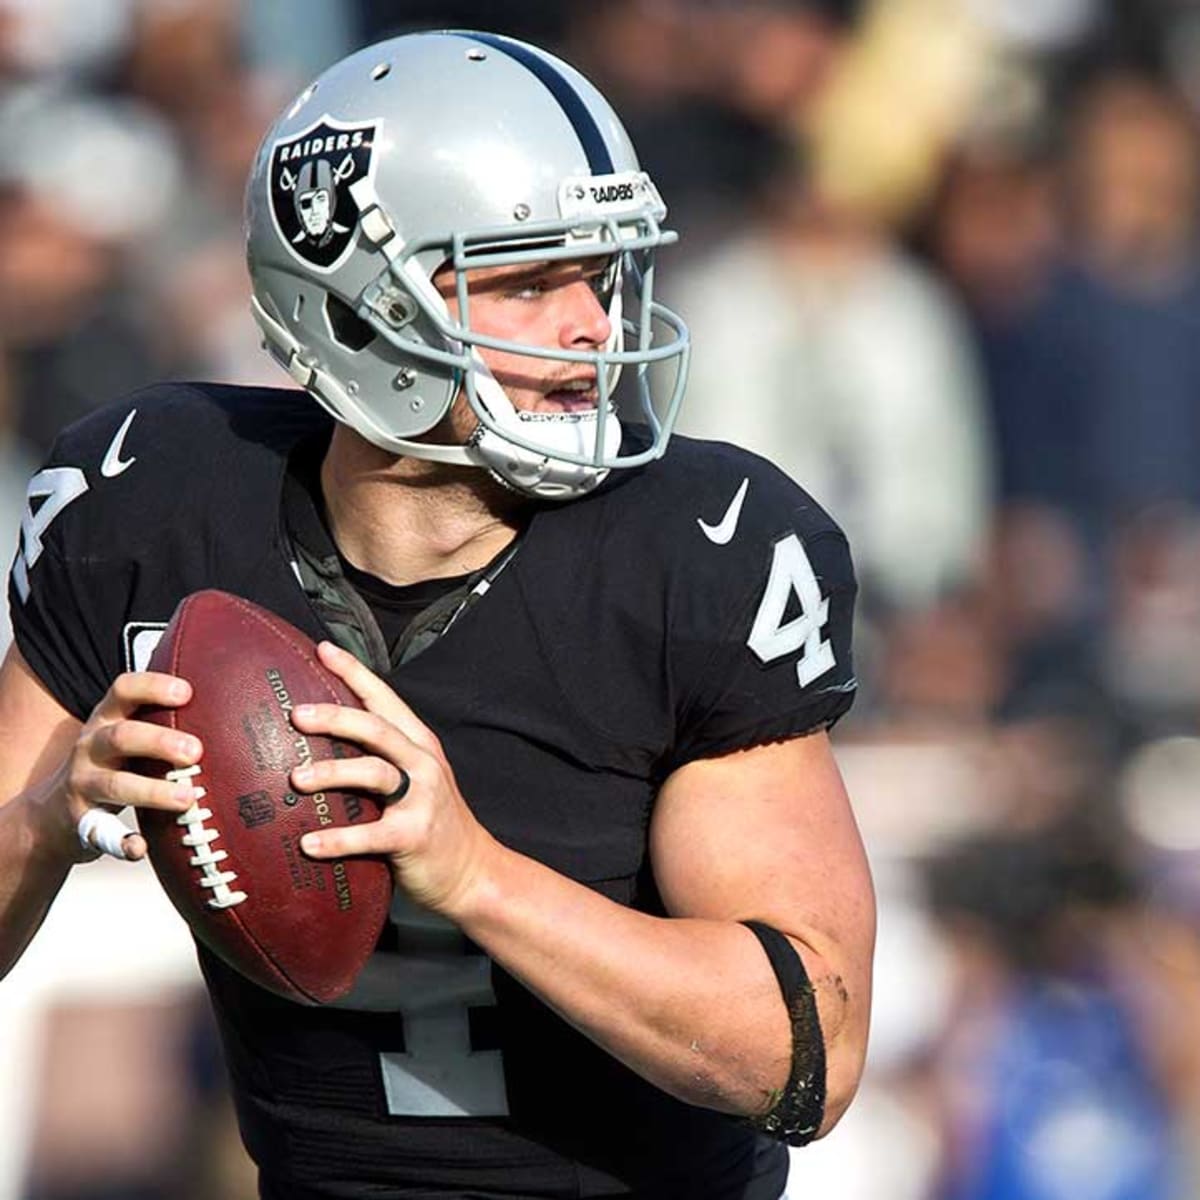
[76, 718, 201, 808]
[300, 817, 406, 860]
[288, 701, 419, 860]
[92, 718, 202, 768]
[70, 675, 204, 829]
[290, 698, 414, 766]
[291, 753, 417, 861]
[289, 656, 455, 872]
[70, 757, 192, 861]
[292, 751, 408, 798]
[77, 760, 200, 812]
[289, 700, 423, 862]
[76, 810, 147, 862]
[60, 673, 198, 865]
[315, 641, 435, 749]
[91, 671, 192, 721]
[386, 767, 411, 802]
[122, 832, 149, 862]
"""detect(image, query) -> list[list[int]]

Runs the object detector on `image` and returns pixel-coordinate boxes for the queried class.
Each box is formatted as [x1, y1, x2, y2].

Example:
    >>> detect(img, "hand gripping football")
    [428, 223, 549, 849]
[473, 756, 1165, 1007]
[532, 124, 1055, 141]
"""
[137, 589, 392, 1004]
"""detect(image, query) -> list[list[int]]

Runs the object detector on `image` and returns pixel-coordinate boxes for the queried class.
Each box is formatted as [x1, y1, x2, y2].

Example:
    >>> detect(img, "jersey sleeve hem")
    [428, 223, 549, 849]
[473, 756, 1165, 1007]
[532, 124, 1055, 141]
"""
[663, 682, 855, 774]
[11, 624, 95, 722]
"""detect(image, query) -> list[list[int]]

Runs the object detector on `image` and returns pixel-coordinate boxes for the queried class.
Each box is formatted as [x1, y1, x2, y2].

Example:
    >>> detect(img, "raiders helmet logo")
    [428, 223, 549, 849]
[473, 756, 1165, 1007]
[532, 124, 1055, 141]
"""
[268, 115, 380, 272]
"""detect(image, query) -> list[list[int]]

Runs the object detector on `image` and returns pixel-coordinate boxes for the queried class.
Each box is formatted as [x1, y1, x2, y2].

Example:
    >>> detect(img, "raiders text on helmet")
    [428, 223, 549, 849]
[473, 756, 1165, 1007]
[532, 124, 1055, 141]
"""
[245, 30, 690, 500]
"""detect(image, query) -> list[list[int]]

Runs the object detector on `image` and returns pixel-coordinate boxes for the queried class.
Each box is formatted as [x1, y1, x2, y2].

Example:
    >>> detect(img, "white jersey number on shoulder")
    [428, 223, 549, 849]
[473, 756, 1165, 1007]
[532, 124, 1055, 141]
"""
[747, 533, 836, 688]
[12, 467, 89, 603]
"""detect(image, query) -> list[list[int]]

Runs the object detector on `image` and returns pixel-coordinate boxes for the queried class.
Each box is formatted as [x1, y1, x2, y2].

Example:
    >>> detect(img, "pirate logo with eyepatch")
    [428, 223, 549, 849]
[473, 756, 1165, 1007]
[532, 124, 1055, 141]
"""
[268, 115, 380, 272]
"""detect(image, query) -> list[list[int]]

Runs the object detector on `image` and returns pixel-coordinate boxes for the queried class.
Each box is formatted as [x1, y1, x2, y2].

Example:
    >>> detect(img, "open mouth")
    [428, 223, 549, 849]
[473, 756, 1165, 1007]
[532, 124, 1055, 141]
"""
[542, 381, 599, 413]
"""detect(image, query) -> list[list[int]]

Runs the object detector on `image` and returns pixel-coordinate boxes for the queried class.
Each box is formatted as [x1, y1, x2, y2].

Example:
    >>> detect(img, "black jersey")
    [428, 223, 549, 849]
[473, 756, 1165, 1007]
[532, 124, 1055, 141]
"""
[9, 383, 857, 1200]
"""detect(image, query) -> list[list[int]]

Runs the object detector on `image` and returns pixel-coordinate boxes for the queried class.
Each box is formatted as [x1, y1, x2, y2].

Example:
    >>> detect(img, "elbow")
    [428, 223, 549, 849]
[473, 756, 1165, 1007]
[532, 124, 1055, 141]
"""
[737, 980, 871, 1144]
[813, 1037, 868, 1139]
[789, 957, 873, 1143]
[811, 910, 876, 1140]
[810, 977, 872, 1140]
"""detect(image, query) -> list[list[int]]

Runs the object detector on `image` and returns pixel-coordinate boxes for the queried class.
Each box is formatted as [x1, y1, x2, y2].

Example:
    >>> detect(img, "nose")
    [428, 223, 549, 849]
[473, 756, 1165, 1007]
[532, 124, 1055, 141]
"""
[559, 278, 612, 350]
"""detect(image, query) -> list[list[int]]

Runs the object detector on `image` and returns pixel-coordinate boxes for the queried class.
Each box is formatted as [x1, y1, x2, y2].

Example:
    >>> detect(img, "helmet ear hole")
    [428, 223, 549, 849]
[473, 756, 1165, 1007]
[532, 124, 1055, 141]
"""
[325, 293, 376, 351]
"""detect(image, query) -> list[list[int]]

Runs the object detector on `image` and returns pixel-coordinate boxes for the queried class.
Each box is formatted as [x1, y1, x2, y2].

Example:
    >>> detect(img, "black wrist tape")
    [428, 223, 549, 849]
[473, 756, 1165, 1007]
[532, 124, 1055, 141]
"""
[741, 919, 827, 1146]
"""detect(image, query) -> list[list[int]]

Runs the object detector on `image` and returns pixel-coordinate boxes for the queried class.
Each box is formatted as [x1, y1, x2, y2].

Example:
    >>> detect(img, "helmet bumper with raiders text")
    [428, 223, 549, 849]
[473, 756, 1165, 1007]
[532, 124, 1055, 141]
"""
[245, 30, 690, 501]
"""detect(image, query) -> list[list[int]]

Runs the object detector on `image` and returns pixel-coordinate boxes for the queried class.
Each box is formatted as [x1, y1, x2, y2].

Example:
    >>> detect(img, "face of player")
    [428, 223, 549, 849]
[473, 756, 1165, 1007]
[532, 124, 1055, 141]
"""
[298, 188, 332, 236]
[434, 258, 613, 425]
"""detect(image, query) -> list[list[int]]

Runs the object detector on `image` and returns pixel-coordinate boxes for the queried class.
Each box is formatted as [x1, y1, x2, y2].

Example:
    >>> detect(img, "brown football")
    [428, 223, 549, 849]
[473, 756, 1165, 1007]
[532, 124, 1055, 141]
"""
[137, 589, 391, 1005]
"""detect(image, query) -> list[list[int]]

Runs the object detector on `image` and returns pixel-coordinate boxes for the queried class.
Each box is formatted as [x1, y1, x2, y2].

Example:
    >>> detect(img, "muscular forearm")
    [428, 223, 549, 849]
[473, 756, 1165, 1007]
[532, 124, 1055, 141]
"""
[0, 784, 76, 978]
[447, 839, 860, 1124]
[0, 653, 203, 980]
[0, 646, 89, 977]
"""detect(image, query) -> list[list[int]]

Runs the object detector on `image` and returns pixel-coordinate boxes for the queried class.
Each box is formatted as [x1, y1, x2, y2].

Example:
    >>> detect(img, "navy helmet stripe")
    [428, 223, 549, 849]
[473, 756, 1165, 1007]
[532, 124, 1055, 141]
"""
[463, 32, 615, 175]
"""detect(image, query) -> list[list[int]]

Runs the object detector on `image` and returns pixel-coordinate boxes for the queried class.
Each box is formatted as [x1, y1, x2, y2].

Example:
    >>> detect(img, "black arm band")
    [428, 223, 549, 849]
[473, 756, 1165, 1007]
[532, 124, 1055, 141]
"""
[741, 920, 827, 1146]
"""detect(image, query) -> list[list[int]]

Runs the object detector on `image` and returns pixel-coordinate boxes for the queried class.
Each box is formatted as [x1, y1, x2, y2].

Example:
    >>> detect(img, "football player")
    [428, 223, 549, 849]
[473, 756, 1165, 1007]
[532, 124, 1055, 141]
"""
[0, 31, 874, 1200]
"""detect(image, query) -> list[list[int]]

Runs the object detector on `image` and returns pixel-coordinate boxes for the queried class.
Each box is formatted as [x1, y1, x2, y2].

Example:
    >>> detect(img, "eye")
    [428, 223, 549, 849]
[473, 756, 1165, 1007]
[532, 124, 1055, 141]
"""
[507, 279, 548, 301]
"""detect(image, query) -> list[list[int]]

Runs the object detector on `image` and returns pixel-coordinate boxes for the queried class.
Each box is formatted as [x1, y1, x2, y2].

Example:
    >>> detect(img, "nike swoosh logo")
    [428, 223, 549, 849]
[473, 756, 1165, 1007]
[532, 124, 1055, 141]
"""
[100, 409, 138, 478]
[697, 477, 750, 545]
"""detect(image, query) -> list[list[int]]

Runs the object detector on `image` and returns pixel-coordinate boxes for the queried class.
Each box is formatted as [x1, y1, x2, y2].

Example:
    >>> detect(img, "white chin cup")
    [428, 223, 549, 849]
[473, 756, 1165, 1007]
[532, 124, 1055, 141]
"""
[468, 369, 622, 501]
[472, 407, 622, 501]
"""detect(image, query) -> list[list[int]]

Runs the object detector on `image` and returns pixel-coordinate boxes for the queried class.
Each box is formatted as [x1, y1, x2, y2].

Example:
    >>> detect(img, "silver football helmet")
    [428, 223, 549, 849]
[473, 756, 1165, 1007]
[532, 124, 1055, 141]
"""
[245, 30, 690, 500]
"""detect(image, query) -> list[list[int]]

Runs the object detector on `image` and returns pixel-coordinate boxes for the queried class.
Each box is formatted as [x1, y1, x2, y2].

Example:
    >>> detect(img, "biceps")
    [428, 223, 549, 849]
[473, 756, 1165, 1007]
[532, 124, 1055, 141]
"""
[649, 733, 875, 950]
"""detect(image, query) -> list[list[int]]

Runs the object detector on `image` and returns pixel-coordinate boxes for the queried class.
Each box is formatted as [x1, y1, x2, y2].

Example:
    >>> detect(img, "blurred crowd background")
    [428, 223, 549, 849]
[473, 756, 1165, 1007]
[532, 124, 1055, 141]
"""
[1, 1, 1199, 1198]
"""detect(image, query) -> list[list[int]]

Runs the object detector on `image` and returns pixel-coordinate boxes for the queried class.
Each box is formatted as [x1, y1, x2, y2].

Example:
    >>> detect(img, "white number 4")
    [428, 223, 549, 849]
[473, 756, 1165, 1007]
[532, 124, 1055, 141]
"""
[12, 467, 89, 603]
[747, 533, 836, 687]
